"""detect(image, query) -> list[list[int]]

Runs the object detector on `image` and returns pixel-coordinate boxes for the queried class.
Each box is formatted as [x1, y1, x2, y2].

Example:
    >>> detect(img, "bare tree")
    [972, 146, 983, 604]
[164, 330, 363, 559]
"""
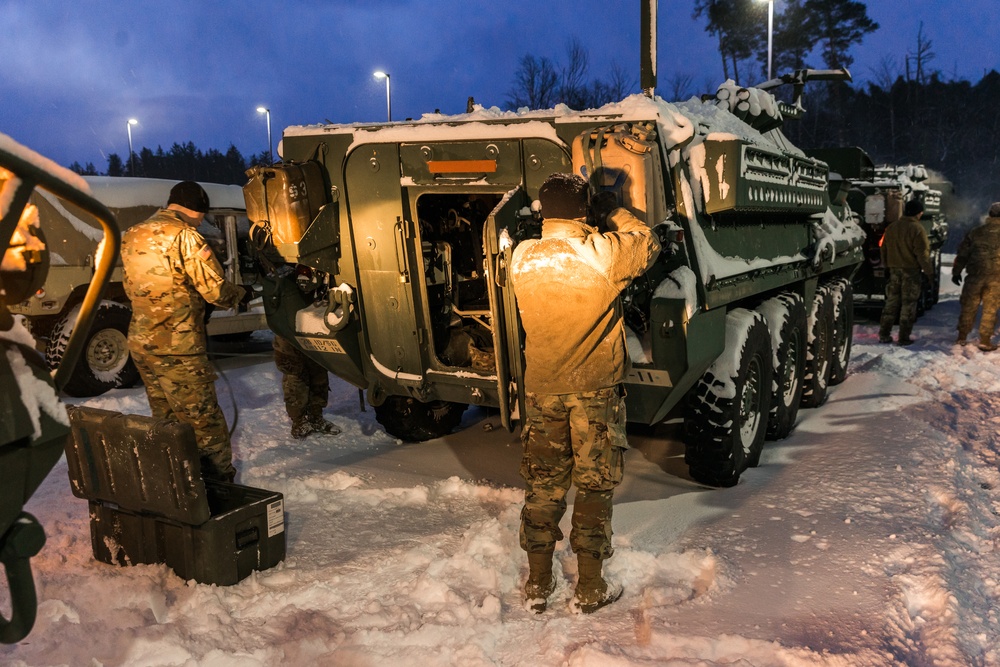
[506, 55, 559, 110]
[906, 22, 936, 85]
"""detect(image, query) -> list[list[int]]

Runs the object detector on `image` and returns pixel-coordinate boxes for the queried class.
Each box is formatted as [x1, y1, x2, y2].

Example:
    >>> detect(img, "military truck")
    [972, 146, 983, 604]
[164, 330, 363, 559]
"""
[8, 176, 267, 397]
[805, 152, 949, 317]
[1, 134, 119, 642]
[242, 67, 864, 487]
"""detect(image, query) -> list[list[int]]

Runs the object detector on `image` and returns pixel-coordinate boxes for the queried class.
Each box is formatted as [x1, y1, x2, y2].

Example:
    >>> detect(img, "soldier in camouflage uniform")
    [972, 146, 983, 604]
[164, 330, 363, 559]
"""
[509, 174, 660, 614]
[273, 334, 340, 438]
[952, 202, 1000, 351]
[879, 199, 933, 346]
[121, 181, 248, 482]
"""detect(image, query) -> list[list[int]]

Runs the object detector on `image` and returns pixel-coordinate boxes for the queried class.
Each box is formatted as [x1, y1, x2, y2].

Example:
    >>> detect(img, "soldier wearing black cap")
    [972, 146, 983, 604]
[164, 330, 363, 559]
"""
[121, 181, 250, 482]
[509, 173, 660, 614]
[878, 198, 933, 346]
[953, 202, 1000, 351]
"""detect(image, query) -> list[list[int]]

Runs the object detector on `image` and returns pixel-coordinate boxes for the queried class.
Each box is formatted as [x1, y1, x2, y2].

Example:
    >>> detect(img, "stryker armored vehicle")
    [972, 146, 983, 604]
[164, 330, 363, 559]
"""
[805, 152, 949, 317]
[0, 134, 119, 642]
[8, 177, 267, 397]
[243, 66, 865, 488]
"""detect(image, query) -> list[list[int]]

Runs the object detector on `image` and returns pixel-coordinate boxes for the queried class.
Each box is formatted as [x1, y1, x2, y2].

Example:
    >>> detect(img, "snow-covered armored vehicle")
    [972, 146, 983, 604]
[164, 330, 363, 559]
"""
[0, 134, 119, 642]
[8, 177, 267, 397]
[243, 72, 864, 487]
[805, 152, 949, 316]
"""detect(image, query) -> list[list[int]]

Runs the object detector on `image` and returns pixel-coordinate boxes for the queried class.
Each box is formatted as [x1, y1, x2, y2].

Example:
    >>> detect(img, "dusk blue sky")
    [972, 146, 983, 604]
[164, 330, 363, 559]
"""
[2, 1, 997, 170]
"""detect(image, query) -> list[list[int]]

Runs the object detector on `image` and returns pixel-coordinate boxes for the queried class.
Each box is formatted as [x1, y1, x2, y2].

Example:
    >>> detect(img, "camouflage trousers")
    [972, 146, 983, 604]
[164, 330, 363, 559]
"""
[879, 268, 923, 340]
[273, 335, 329, 421]
[131, 350, 235, 482]
[519, 387, 627, 560]
[958, 275, 1000, 343]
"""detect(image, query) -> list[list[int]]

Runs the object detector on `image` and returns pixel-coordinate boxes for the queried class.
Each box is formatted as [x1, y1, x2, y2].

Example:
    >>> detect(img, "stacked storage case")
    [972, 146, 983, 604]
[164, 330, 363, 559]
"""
[65, 406, 285, 586]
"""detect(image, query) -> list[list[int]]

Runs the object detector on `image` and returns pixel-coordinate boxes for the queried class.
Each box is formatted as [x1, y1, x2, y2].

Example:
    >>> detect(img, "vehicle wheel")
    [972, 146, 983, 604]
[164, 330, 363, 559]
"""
[684, 310, 773, 487]
[373, 396, 467, 442]
[46, 301, 139, 398]
[801, 285, 834, 408]
[827, 278, 854, 386]
[757, 293, 806, 443]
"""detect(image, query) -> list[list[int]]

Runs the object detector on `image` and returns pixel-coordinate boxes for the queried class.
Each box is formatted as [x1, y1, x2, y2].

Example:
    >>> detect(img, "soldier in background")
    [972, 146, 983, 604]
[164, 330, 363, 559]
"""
[273, 334, 340, 438]
[952, 202, 1000, 351]
[122, 181, 250, 482]
[509, 173, 660, 614]
[878, 199, 933, 346]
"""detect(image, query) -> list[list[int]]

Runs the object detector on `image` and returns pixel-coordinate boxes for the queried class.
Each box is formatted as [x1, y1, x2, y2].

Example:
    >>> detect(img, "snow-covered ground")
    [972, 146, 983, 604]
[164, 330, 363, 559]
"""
[4, 268, 1000, 667]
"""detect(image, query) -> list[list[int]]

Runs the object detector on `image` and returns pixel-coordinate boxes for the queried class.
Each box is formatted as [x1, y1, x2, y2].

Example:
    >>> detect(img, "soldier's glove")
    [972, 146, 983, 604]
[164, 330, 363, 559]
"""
[590, 190, 619, 223]
[952, 274, 962, 286]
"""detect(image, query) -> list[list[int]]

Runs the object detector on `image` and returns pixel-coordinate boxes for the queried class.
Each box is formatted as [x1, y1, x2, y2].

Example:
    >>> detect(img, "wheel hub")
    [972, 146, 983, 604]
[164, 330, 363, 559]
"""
[86, 329, 129, 374]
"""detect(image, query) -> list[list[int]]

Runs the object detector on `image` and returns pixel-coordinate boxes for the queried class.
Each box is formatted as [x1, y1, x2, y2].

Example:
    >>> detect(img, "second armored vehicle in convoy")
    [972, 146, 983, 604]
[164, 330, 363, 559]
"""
[806, 151, 949, 317]
[242, 66, 865, 488]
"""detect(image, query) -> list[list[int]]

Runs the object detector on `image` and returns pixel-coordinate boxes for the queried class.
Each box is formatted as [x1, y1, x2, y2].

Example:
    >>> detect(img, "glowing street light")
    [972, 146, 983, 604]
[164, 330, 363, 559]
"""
[256, 106, 272, 164]
[758, 0, 774, 80]
[126, 118, 138, 177]
[373, 71, 391, 122]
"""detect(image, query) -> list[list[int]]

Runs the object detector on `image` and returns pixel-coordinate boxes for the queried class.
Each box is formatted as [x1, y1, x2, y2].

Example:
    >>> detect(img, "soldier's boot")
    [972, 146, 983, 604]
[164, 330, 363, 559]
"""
[956, 331, 969, 346]
[897, 324, 915, 346]
[308, 412, 342, 435]
[571, 556, 622, 614]
[978, 338, 998, 352]
[290, 416, 316, 439]
[524, 551, 555, 614]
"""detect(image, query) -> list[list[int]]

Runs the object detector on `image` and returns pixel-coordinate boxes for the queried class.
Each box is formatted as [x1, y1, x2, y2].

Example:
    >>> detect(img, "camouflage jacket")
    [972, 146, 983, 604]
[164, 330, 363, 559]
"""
[953, 216, 1000, 280]
[510, 208, 660, 394]
[122, 208, 244, 355]
[880, 214, 933, 275]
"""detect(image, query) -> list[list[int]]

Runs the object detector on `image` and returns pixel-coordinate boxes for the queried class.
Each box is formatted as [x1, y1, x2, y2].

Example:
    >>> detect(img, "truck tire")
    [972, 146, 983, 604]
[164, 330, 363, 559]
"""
[684, 310, 773, 487]
[46, 301, 139, 398]
[374, 396, 467, 442]
[801, 285, 834, 408]
[758, 293, 806, 443]
[827, 278, 854, 386]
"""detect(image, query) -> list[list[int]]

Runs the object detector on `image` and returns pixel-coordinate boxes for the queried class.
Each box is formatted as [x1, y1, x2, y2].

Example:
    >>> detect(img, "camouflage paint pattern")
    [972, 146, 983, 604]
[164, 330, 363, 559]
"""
[273, 334, 330, 421]
[519, 387, 627, 560]
[122, 208, 244, 355]
[958, 276, 1000, 344]
[954, 217, 1000, 343]
[131, 350, 235, 481]
[879, 268, 923, 340]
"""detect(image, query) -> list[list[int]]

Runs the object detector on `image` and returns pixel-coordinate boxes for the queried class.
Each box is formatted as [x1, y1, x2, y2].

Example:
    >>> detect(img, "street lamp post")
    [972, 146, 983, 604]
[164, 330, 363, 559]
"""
[256, 106, 272, 164]
[373, 71, 391, 122]
[126, 118, 138, 177]
[759, 0, 774, 80]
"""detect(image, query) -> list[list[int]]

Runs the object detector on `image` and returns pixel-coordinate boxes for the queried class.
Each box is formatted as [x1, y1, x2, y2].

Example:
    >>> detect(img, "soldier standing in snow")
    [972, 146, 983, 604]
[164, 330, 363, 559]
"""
[509, 173, 660, 614]
[878, 199, 933, 346]
[273, 334, 340, 438]
[122, 181, 250, 482]
[952, 202, 1000, 351]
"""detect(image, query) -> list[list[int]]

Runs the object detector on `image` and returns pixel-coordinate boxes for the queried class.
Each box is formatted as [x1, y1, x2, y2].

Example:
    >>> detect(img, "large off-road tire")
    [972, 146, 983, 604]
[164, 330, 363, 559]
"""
[46, 301, 139, 398]
[373, 396, 467, 442]
[684, 310, 773, 488]
[757, 293, 806, 443]
[801, 284, 834, 408]
[827, 278, 854, 386]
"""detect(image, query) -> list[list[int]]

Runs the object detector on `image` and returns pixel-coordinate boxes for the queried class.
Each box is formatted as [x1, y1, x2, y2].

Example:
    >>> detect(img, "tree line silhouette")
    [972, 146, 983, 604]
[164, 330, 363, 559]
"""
[69, 142, 268, 186]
